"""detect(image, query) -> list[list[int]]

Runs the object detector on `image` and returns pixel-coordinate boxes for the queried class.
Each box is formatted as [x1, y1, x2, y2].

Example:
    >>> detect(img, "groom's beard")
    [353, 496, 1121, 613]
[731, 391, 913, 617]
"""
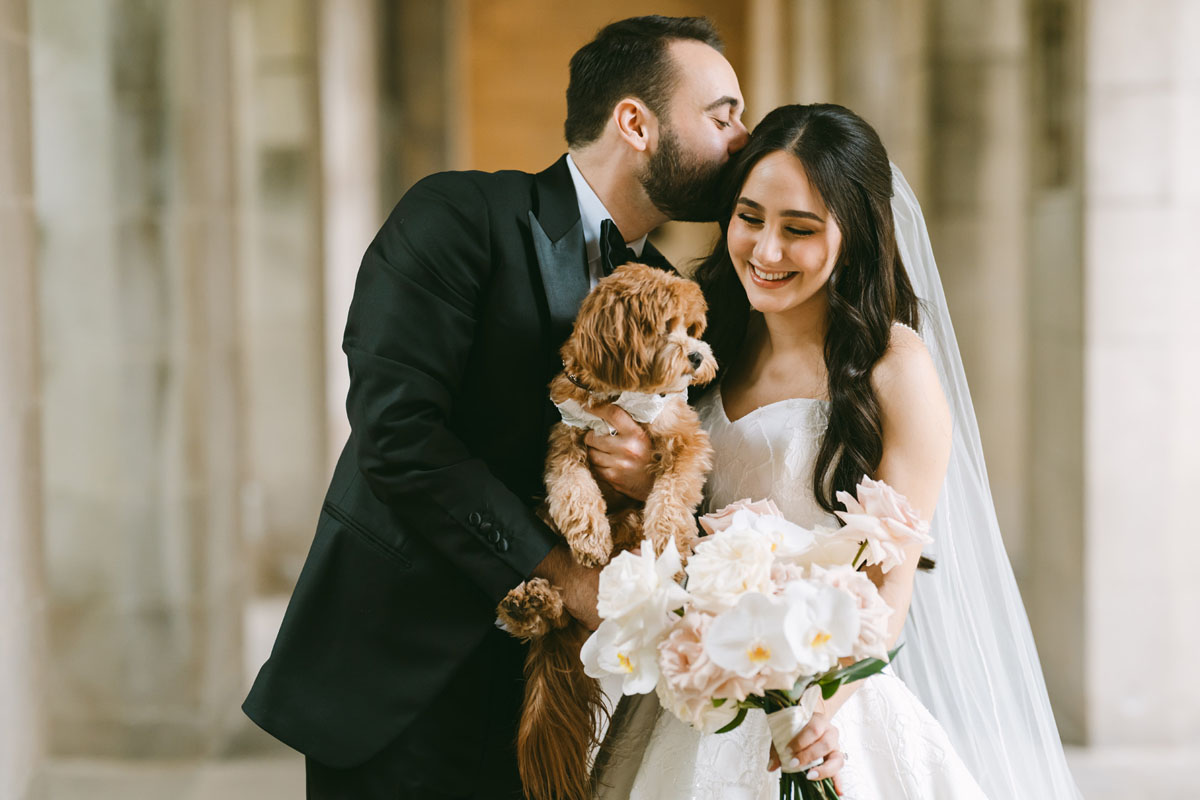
[640, 125, 732, 223]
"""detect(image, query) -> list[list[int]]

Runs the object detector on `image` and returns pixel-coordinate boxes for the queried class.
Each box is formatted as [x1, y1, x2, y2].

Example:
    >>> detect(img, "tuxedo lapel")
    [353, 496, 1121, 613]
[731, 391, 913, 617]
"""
[530, 155, 589, 349]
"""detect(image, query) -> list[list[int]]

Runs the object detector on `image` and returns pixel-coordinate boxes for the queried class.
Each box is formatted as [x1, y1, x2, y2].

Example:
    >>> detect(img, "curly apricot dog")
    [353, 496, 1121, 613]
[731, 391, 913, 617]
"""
[496, 263, 717, 800]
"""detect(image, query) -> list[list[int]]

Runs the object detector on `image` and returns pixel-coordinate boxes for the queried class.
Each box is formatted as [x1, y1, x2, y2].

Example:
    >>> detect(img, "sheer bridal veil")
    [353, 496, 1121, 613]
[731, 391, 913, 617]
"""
[889, 165, 1082, 798]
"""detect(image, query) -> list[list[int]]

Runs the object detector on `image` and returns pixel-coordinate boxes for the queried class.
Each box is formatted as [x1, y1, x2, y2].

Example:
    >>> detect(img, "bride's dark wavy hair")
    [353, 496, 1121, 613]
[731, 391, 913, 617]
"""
[695, 103, 921, 520]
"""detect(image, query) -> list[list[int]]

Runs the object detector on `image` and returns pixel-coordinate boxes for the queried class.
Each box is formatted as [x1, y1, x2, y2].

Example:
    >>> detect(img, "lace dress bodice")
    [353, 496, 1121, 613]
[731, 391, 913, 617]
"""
[695, 387, 838, 530]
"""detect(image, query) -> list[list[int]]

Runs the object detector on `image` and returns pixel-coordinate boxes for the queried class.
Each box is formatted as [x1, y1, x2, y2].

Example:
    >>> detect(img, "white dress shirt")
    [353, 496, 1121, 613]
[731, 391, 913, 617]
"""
[565, 153, 647, 288]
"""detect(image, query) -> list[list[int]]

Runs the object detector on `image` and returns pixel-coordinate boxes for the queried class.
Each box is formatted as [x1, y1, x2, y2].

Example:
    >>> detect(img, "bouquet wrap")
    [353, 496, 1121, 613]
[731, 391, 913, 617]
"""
[766, 705, 820, 773]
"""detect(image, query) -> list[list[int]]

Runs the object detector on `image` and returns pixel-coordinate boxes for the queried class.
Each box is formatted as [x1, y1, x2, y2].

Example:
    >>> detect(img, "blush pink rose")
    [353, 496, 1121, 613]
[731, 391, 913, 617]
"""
[835, 477, 933, 573]
[698, 498, 783, 536]
[657, 612, 794, 713]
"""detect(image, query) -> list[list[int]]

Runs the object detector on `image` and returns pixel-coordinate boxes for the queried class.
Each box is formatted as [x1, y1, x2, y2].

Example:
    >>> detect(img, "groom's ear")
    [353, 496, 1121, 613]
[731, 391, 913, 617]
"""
[612, 97, 654, 153]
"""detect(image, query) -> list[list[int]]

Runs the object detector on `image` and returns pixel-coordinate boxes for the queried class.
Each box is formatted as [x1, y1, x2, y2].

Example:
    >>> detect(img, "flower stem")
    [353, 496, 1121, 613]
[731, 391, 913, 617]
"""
[851, 539, 868, 570]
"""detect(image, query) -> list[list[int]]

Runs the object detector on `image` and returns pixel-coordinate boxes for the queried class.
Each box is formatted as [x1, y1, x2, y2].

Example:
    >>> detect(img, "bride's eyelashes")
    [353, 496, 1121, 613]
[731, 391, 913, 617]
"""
[735, 212, 814, 237]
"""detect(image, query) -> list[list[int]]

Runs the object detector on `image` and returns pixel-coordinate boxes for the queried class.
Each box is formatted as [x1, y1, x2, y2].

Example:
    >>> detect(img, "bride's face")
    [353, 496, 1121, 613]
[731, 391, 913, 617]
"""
[727, 151, 842, 316]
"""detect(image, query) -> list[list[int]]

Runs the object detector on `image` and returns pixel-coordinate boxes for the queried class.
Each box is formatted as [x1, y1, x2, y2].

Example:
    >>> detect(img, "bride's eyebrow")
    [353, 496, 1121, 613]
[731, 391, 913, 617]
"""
[736, 197, 824, 222]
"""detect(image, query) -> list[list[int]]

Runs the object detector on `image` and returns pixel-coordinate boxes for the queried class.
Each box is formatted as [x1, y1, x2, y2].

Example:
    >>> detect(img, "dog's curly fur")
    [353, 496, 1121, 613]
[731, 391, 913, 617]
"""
[497, 264, 718, 800]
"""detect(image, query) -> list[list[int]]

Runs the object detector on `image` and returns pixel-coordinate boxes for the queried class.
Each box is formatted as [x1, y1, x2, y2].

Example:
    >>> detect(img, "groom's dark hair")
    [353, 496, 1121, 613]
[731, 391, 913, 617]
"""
[564, 16, 723, 147]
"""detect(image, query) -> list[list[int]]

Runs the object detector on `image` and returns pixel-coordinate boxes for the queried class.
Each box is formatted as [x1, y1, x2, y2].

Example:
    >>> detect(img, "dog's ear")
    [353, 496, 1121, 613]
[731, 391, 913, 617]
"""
[569, 281, 656, 390]
[679, 277, 710, 338]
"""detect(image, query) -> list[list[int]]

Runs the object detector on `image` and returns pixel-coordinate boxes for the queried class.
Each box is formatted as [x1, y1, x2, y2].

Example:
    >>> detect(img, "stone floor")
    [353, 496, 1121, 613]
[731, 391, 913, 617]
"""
[21, 746, 1200, 799]
[31, 754, 305, 800]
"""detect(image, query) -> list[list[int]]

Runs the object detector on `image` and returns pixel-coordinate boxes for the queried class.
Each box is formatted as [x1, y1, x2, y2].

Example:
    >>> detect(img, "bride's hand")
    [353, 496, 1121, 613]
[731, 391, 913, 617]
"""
[767, 711, 845, 792]
[585, 404, 655, 501]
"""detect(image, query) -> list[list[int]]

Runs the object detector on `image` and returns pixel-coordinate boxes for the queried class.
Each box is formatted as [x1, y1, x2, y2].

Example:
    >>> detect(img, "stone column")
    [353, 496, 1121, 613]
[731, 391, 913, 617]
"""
[1084, 0, 1200, 748]
[1026, 0, 1086, 744]
[832, 0, 930, 191]
[231, 0, 328, 597]
[926, 0, 1031, 570]
[318, 0, 379, 468]
[31, 0, 245, 756]
[1, 0, 47, 794]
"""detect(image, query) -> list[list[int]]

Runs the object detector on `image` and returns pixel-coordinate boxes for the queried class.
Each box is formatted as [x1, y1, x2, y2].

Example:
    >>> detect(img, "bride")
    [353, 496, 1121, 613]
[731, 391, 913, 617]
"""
[590, 104, 1082, 798]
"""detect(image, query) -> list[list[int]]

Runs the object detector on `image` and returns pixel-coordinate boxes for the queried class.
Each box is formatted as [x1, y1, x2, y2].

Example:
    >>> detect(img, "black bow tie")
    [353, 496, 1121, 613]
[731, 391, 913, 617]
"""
[600, 218, 638, 275]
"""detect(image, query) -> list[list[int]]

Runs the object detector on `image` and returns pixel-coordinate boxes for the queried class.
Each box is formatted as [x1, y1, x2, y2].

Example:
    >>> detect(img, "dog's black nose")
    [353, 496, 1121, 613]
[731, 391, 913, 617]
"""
[688, 351, 703, 369]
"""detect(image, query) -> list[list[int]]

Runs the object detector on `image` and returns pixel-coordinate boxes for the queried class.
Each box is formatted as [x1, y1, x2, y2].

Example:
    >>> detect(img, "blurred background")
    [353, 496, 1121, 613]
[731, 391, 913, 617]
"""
[1, 0, 1197, 798]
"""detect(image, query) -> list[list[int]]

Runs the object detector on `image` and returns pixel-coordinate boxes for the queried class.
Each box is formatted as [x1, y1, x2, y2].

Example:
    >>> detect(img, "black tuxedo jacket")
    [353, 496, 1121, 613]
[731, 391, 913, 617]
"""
[243, 156, 670, 768]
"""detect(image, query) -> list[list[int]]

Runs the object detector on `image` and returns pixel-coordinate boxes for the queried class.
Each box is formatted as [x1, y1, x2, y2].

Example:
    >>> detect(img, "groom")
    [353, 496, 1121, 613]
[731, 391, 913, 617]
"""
[243, 15, 747, 800]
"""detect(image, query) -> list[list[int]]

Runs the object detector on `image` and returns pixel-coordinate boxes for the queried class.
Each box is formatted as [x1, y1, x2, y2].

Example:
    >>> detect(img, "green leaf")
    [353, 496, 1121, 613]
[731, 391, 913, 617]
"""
[714, 705, 748, 734]
[815, 645, 904, 697]
[711, 697, 727, 707]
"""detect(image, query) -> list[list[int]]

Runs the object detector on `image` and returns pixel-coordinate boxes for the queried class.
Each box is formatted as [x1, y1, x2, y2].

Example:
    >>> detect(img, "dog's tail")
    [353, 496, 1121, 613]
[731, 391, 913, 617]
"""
[518, 620, 606, 800]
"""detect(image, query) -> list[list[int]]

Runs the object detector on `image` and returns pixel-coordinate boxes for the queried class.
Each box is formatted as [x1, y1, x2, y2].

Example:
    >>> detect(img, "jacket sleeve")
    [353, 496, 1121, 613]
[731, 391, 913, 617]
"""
[342, 172, 559, 603]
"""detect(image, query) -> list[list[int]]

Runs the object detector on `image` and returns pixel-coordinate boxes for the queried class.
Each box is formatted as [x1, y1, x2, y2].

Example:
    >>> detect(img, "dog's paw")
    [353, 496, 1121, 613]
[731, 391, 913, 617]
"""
[497, 579, 566, 640]
[644, 505, 698, 557]
[569, 525, 614, 568]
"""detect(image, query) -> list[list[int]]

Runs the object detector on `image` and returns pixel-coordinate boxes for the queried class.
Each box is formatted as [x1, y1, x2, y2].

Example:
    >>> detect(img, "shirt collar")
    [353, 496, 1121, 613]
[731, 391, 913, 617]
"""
[565, 153, 647, 266]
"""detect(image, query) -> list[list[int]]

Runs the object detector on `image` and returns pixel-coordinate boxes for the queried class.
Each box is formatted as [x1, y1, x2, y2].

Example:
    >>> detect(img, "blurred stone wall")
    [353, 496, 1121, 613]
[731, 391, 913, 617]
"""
[31, 0, 244, 756]
[1, 0, 46, 795]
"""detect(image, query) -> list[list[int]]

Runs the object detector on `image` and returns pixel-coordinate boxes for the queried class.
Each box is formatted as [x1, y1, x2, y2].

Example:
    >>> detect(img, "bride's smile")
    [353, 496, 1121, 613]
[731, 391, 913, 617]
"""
[728, 150, 843, 315]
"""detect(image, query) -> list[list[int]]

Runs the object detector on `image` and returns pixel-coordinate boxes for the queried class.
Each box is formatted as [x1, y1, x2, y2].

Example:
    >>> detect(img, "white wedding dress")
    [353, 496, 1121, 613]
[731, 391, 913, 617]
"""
[594, 385, 989, 800]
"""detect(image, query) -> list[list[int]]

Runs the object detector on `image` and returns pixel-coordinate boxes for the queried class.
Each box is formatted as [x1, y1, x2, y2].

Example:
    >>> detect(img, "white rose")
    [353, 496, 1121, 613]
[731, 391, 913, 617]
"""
[597, 538, 689, 622]
[686, 527, 775, 614]
[656, 681, 740, 734]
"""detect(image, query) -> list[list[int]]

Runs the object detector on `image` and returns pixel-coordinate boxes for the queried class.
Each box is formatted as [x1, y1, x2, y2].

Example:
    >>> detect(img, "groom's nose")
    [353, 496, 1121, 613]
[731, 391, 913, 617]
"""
[728, 119, 749, 153]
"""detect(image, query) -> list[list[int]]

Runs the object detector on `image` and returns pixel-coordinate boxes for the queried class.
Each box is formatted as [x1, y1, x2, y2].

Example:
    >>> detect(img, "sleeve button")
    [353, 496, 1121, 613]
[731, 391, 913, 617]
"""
[468, 511, 482, 527]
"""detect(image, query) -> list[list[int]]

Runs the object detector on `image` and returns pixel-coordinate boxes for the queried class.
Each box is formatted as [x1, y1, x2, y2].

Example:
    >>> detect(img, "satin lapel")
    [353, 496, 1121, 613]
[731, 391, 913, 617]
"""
[530, 155, 589, 349]
[529, 212, 587, 347]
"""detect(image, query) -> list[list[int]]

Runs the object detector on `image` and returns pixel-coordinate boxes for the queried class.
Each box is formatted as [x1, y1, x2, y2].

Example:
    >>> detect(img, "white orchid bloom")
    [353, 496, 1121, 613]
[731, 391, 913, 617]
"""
[781, 581, 861, 675]
[580, 618, 661, 695]
[793, 525, 863, 569]
[703, 591, 799, 678]
[751, 513, 817, 561]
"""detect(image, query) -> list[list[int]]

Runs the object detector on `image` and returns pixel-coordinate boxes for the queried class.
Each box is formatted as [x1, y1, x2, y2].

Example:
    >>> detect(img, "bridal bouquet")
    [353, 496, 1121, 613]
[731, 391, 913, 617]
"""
[581, 478, 932, 800]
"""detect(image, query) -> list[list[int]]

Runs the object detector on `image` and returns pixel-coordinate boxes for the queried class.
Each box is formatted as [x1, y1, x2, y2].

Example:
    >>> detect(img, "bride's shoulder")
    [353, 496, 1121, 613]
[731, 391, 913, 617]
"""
[871, 323, 949, 429]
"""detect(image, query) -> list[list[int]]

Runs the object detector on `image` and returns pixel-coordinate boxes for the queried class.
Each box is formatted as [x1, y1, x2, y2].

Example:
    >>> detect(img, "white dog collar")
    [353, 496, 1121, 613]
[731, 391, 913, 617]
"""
[555, 390, 685, 434]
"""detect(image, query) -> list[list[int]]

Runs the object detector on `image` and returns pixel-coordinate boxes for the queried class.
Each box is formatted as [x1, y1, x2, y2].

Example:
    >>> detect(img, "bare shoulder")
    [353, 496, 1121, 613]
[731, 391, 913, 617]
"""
[871, 324, 950, 438]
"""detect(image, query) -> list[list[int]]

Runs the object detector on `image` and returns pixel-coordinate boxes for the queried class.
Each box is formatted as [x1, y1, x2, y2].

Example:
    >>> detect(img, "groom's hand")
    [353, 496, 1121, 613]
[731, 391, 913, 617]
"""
[585, 404, 655, 502]
[531, 545, 602, 630]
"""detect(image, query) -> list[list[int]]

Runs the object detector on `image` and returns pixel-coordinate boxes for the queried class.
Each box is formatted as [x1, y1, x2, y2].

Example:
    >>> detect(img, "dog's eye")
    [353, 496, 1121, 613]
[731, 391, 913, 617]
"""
[687, 323, 701, 337]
